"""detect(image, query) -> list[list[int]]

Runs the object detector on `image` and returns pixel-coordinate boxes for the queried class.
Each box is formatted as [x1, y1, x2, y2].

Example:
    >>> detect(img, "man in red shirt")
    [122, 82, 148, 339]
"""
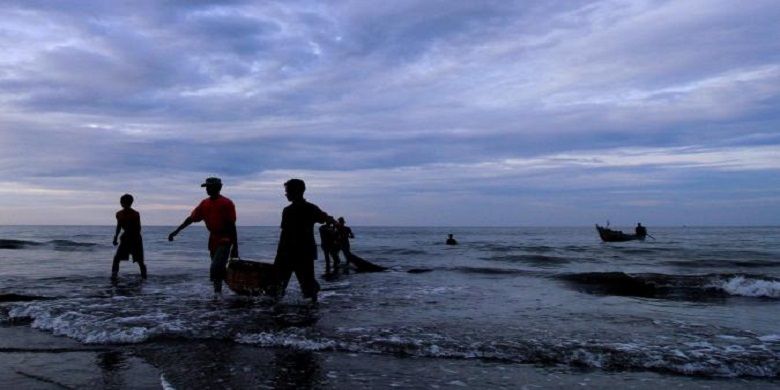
[168, 177, 239, 294]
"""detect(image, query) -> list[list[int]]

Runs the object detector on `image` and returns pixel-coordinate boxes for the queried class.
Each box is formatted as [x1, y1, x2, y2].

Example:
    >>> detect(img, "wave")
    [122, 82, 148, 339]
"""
[451, 266, 532, 276]
[0, 239, 43, 249]
[661, 259, 780, 269]
[0, 239, 97, 251]
[485, 254, 572, 266]
[371, 248, 428, 256]
[558, 272, 780, 300]
[47, 240, 98, 250]
[0, 293, 55, 303]
[6, 295, 779, 378]
[236, 327, 780, 378]
[716, 275, 780, 298]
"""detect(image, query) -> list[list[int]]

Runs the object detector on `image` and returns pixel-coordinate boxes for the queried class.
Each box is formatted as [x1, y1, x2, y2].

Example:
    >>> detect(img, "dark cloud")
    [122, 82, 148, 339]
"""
[0, 0, 778, 224]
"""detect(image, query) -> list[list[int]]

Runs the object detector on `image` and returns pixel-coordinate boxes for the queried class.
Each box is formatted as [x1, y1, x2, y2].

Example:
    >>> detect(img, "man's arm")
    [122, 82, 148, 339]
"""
[228, 221, 239, 258]
[113, 222, 121, 246]
[168, 217, 194, 241]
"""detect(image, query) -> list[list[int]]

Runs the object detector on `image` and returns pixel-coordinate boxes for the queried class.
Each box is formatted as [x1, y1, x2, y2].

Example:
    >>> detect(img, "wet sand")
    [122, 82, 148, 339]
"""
[2, 326, 777, 389]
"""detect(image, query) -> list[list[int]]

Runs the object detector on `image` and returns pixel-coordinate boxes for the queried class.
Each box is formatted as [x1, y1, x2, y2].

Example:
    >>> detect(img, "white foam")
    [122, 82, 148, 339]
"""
[7, 302, 194, 344]
[758, 334, 780, 342]
[716, 276, 780, 298]
[160, 374, 176, 390]
[236, 330, 337, 351]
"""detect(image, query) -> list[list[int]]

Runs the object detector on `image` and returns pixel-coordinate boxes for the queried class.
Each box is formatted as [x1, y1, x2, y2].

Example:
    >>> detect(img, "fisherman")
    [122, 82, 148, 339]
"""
[445, 233, 458, 245]
[634, 222, 647, 238]
[111, 194, 147, 282]
[274, 179, 336, 303]
[318, 222, 341, 275]
[336, 217, 355, 273]
[168, 177, 239, 295]
[635, 223, 648, 238]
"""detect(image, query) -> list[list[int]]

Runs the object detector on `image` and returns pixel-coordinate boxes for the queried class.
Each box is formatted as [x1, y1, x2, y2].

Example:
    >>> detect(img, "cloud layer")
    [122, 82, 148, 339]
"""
[1, 0, 779, 225]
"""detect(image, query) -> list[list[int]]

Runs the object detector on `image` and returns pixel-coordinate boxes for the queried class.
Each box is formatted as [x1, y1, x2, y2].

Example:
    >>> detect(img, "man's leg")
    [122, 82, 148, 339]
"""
[133, 243, 147, 280]
[322, 248, 331, 274]
[137, 259, 147, 279]
[295, 260, 320, 303]
[111, 255, 121, 281]
[210, 245, 230, 293]
[341, 248, 351, 274]
[273, 258, 294, 299]
[112, 242, 129, 281]
[331, 250, 341, 273]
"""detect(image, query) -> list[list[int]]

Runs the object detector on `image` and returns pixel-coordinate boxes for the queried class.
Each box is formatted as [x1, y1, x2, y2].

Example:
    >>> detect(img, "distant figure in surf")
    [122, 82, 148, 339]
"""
[336, 217, 355, 273]
[112, 194, 147, 282]
[635, 223, 648, 239]
[319, 222, 341, 275]
[168, 177, 239, 295]
[274, 179, 336, 304]
[445, 234, 458, 245]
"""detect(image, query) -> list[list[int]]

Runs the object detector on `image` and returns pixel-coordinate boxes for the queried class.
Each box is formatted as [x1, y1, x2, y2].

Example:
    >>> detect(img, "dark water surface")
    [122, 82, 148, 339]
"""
[1, 226, 779, 388]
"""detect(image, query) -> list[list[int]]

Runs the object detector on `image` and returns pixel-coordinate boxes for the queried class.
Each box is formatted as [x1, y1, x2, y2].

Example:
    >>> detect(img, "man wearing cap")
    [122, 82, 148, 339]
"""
[168, 177, 239, 294]
[274, 178, 336, 303]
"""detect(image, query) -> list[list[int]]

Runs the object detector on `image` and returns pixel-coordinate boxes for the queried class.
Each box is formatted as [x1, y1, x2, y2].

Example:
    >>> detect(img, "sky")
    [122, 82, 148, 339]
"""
[0, 0, 779, 226]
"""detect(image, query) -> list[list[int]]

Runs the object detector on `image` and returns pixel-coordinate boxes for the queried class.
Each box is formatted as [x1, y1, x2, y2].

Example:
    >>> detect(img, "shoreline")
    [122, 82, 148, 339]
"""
[2, 326, 777, 389]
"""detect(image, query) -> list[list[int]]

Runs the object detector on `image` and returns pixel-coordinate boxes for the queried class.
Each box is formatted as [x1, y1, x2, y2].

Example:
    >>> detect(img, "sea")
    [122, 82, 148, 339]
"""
[1, 225, 779, 389]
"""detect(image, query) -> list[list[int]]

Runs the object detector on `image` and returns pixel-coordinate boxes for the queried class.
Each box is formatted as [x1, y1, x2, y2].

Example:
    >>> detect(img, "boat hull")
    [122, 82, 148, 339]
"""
[595, 225, 645, 242]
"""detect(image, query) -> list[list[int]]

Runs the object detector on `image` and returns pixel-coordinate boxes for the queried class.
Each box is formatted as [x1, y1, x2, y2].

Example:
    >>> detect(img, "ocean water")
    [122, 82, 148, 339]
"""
[1, 225, 779, 385]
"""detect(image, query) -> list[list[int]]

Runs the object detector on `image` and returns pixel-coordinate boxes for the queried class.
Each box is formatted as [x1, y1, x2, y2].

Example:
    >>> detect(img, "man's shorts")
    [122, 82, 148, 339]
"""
[115, 236, 144, 262]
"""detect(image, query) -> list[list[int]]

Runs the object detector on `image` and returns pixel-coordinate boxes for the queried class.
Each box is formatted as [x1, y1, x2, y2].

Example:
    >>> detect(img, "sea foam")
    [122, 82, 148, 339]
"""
[716, 276, 780, 298]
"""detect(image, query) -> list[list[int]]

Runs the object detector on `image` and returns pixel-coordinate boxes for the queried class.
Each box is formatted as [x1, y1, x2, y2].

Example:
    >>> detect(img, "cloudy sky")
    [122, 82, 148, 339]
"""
[0, 0, 778, 226]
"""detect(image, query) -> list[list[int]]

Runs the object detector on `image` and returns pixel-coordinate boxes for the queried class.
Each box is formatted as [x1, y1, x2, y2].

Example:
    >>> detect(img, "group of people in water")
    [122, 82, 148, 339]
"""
[318, 217, 355, 275]
[112, 177, 353, 304]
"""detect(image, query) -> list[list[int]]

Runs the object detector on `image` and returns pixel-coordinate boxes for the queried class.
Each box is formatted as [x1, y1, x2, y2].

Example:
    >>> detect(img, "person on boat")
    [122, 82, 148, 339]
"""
[168, 177, 239, 295]
[445, 234, 458, 245]
[274, 179, 336, 304]
[111, 194, 147, 282]
[319, 222, 341, 275]
[635, 223, 648, 238]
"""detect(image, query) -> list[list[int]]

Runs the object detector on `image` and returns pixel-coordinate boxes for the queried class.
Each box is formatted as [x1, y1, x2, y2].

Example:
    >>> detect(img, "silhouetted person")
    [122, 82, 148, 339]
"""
[319, 222, 341, 275]
[335, 217, 354, 273]
[274, 179, 335, 303]
[445, 234, 458, 245]
[112, 194, 146, 282]
[635, 223, 648, 238]
[168, 177, 239, 294]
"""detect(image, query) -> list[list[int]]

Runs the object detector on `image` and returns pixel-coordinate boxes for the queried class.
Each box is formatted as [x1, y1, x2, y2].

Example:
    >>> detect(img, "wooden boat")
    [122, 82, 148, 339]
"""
[595, 224, 645, 242]
[225, 259, 277, 296]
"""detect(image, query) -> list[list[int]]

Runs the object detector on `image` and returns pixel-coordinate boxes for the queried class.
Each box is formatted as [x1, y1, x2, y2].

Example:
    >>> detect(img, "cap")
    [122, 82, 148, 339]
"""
[201, 177, 222, 187]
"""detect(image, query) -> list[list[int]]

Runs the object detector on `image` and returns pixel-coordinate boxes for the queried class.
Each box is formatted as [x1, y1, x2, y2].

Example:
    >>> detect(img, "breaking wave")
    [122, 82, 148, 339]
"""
[3, 291, 778, 379]
[0, 239, 42, 249]
[0, 239, 97, 251]
[237, 326, 780, 378]
[715, 275, 780, 298]
[485, 254, 573, 266]
[558, 272, 780, 300]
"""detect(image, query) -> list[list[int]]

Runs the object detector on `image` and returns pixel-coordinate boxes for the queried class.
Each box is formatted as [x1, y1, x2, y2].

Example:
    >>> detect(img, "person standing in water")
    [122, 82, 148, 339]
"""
[168, 177, 239, 294]
[319, 222, 341, 275]
[445, 234, 458, 245]
[112, 194, 147, 282]
[274, 179, 335, 303]
[335, 217, 355, 273]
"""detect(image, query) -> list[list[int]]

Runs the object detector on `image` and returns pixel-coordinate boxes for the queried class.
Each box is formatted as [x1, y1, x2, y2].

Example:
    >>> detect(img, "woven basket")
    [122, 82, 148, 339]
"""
[225, 259, 277, 296]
